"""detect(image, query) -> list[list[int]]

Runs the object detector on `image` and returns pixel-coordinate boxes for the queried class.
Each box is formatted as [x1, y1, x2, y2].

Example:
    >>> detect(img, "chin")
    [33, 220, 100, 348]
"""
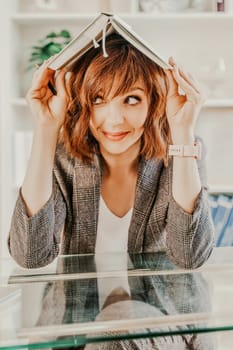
[101, 139, 141, 156]
[103, 146, 130, 155]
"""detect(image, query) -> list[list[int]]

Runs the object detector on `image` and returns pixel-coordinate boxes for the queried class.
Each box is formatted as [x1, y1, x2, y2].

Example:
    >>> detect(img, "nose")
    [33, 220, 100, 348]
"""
[106, 102, 124, 125]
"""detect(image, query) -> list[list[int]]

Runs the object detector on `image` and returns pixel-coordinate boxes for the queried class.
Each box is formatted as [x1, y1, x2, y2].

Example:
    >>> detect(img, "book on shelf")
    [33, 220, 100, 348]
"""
[48, 12, 170, 71]
[218, 204, 233, 246]
[208, 194, 218, 221]
[213, 194, 233, 246]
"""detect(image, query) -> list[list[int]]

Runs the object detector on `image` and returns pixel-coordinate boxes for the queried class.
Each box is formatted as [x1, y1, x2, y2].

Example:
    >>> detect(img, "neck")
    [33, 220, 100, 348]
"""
[100, 142, 141, 177]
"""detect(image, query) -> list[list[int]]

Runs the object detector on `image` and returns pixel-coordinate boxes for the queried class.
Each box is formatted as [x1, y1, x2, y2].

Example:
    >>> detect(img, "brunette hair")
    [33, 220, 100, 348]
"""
[61, 33, 170, 165]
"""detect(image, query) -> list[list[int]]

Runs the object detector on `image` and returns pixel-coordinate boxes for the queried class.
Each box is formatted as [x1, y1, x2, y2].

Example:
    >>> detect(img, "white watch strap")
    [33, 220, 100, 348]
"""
[168, 142, 201, 160]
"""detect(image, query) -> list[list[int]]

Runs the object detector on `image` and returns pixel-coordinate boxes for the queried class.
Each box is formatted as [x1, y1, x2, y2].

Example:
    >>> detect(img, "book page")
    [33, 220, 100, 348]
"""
[48, 13, 111, 70]
[111, 17, 170, 69]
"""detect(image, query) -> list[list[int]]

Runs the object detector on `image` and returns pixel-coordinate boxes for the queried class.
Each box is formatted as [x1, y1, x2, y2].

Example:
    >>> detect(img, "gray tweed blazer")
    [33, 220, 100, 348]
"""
[8, 141, 215, 269]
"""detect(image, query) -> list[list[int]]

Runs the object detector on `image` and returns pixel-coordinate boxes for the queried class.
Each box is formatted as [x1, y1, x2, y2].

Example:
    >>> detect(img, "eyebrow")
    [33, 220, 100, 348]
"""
[126, 87, 145, 93]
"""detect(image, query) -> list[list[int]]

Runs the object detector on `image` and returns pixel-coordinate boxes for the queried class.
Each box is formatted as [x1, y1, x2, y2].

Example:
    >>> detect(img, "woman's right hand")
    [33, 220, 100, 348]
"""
[26, 59, 69, 131]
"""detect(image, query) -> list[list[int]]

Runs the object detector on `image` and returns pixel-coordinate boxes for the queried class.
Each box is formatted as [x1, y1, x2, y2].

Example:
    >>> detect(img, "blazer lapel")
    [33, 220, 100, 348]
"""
[128, 157, 164, 252]
[73, 155, 101, 254]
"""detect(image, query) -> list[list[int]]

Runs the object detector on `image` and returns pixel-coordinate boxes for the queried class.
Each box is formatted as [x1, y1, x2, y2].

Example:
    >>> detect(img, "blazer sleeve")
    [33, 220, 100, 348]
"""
[166, 138, 215, 269]
[8, 174, 66, 268]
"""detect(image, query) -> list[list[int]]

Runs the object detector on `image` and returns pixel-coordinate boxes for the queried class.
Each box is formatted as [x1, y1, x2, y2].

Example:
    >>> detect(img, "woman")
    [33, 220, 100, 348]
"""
[8, 33, 214, 268]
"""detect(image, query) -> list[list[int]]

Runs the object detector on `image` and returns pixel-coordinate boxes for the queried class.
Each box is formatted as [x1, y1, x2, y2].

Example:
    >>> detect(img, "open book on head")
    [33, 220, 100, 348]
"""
[48, 12, 170, 71]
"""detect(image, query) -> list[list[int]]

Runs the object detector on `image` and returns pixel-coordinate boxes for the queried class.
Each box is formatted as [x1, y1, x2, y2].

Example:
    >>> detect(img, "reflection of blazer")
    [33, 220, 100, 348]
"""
[36, 256, 215, 349]
[8, 140, 214, 269]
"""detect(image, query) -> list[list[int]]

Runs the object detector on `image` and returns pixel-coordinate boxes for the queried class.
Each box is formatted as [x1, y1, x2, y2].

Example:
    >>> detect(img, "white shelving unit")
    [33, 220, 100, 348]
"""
[1, 0, 233, 258]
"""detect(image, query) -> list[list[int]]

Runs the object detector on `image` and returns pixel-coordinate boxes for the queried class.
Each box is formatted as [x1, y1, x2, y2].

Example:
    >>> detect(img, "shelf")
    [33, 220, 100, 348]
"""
[11, 98, 233, 109]
[203, 99, 233, 108]
[11, 13, 95, 24]
[11, 12, 233, 24]
[209, 186, 233, 194]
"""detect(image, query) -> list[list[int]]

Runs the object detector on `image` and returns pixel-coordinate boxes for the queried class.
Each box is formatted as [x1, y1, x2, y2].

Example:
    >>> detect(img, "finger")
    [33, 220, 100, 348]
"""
[164, 69, 179, 98]
[29, 56, 60, 99]
[27, 66, 54, 101]
[33, 59, 50, 76]
[169, 57, 202, 94]
[32, 54, 57, 79]
[175, 66, 205, 105]
[34, 63, 40, 71]
[26, 84, 54, 104]
[54, 69, 68, 97]
[186, 71, 204, 93]
[171, 64, 199, 99]
[31, 66, 55, 91]
[177, 67, 202, 94]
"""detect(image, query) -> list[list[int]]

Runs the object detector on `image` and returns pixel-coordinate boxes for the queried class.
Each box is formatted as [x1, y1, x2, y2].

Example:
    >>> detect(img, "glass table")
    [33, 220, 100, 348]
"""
[1, 247, 233, 349]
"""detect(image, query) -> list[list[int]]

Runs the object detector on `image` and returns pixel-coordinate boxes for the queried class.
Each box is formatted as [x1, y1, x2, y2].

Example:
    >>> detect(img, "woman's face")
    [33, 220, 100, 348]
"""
[89, 81, 149, 157]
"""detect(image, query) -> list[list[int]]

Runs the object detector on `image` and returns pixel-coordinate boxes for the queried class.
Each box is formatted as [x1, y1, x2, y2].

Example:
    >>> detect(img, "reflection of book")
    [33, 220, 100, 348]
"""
[214, 195, 233, 246]
[217, 199, 233, 246]
[48, 12, 170, 71]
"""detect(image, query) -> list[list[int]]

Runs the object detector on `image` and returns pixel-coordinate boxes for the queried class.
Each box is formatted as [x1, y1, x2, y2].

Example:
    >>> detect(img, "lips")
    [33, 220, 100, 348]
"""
[102, 131, 129, 141]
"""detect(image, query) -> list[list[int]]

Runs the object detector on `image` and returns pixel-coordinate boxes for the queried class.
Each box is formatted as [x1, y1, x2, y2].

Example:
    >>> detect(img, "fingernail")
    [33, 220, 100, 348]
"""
[171, 57, 176, 65]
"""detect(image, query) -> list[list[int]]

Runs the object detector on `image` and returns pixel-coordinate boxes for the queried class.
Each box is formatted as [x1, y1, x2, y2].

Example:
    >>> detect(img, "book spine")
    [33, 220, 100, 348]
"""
[217, 205, 233, 246]
[217, 0, 225, 11]
[213, 194, 233, 246]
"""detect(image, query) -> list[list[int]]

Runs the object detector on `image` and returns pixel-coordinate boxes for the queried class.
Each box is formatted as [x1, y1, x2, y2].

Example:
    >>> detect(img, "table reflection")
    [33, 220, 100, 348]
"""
[32, 253, 216, 349]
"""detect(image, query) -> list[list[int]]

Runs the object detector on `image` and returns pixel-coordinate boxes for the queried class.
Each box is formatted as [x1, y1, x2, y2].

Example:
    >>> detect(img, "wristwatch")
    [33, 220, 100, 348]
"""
[168, 142, 201, 160]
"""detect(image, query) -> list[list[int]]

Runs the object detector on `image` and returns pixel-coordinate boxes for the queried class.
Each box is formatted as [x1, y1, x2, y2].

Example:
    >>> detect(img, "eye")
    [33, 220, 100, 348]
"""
[125, 95, 141, 105]
[92, 96, 104, 105]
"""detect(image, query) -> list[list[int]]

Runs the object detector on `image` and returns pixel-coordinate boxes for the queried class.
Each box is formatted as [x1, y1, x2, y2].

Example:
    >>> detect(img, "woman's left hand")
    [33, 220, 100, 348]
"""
[165, 57, 205, 144]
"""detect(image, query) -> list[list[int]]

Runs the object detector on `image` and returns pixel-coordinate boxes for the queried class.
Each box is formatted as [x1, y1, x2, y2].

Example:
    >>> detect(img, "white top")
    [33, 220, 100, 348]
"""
[95, 197, 133, 309]
[95, 196, 133, 253]
[95, 253, 131, 310]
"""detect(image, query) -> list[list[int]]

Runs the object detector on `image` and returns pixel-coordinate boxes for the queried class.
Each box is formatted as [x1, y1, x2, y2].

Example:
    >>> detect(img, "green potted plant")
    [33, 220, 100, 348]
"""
[27, 29, 72, 69]
[21, 29, 71, 95]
